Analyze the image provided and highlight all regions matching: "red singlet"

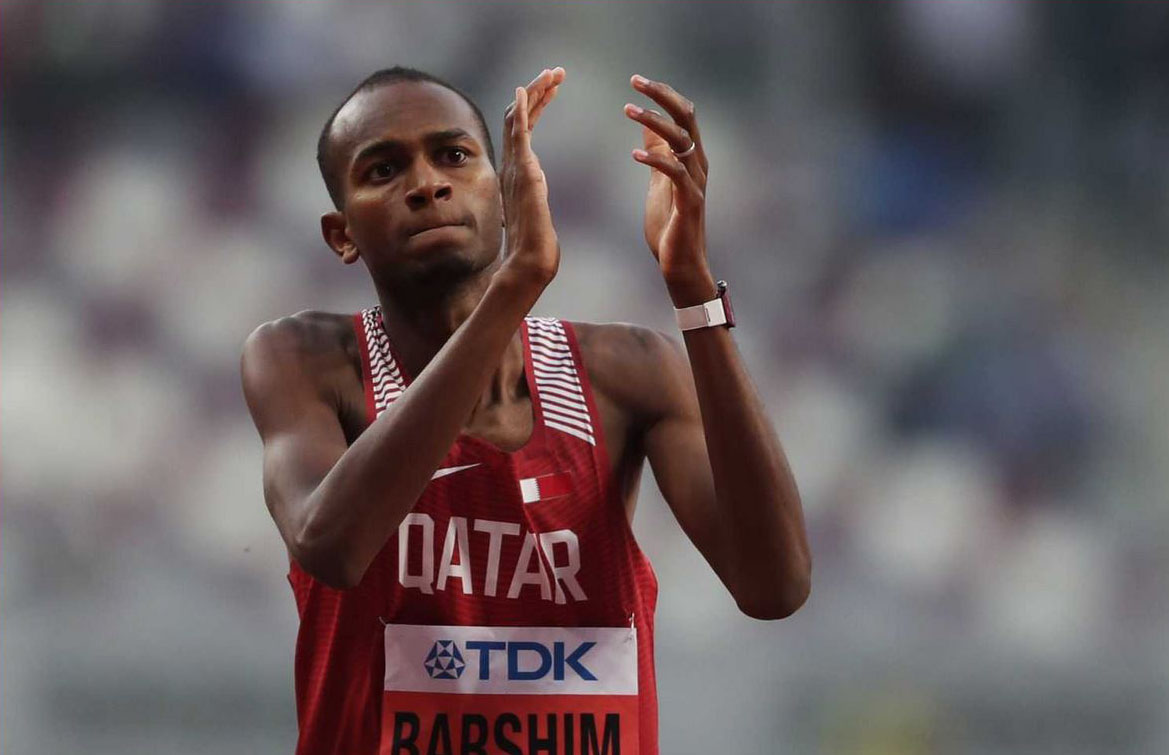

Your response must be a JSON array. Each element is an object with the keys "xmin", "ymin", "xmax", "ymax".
[{"xmin": 289, "ymin": 308, "xmax": 660, "ymax": 754}]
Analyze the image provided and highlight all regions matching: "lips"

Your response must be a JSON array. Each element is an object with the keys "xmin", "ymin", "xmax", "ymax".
[{"xmin": 408, "ymin": 220, "xmax": 464, "ymax": 237}]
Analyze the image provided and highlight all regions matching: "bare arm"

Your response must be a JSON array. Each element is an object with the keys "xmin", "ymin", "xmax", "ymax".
[
  {"xmin": 241, "ymin": 67, "xmax": 566, "ymax": 589},
  {"xmin": 623, "ymin": 74, "xmax": 810, "ymax": 619},
  {"xmin": 243, "ymin": 277, "xmax": 540, "ymax": 589},
  {"xmin": 642, "ymin": 327, "xmax": 810, "ymax": 620}
]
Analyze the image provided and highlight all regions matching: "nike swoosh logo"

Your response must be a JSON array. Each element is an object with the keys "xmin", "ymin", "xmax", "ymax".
[{"xmin": 430, "ymin": 463, "xmax": 482, "ymax": 480}]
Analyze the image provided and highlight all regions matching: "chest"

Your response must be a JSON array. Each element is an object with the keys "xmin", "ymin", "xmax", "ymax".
[
  {"xmin": 336, "ymin": 355, "xmax": 641, "ymax": 504},
  {"xmin": 343, "ymin": 312, "xmax": 651, "ymax": 527}
]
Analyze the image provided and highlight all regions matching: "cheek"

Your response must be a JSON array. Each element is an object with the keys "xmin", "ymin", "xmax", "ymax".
[
  {"xmin": 482, "ymin": 192, "xmax": 503, "ymax": 225},
  {"xmin": 347, "ymin": 192, "xmax": 399, "ymax": 233},
  {"xmin": 476, "ymin": 196, "xmax": 504, "ymax": 242},
  {"xmin": 472, "ymin": 175, "xmax": 503, "ymax": 223}
]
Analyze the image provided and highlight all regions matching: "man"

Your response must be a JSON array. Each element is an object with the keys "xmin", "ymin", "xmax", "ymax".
[{"xmin": 242, "ymin": 65, "xmax": 810, "ymax": 755}]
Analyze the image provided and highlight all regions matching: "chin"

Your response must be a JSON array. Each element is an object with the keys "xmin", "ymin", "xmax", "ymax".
[
  {"xmin": 379, "ymin": 225, "xmax": 500, "ymax": 294},
  {"xmin": 407, "ymin": 246, "xmax": 485, "ymax": 289}
]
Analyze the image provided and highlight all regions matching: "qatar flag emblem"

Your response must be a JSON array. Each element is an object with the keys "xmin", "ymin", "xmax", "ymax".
[{"xmin": 518, "ymin": 472, "xmax": 573, "ymax": 504}]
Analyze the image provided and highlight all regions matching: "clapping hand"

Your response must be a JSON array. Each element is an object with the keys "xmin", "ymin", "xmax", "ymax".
[
  {"xmin": 498, "ymin": 67, "xmax": 566, "ymax": 291},
  {"xmin": 624, "ymin": 75, "xmax": 716, "ymax": 306}
]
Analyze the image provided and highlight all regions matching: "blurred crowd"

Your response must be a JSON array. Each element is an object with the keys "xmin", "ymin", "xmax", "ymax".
[{"xmin": 2, "ymin": 1, "xmax": 1167, "ymax": 753}]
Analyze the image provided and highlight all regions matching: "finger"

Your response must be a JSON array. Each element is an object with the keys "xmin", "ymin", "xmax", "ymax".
[
  {"xmin": 631, "ymin": 74, "xmax": 708, "ymax": 173},
  {"xmin": 514, "ymin": 66, "xmax": 564, "ymax": 133},
  {"xmin": 507, "ymin": 69, "xmax": 548, "ymax": 135},
  {"xmin": 631, "ymin": 74, "xmax": 698, "ymax": 137},
  {"xmin": 525, "ymin": 68, "xmax": 550, "ymax": 89},
  {"xmin": 529, "ymin": 83, "xmax": 560, "ymax": 128},
  {"xmin": 526, "ymin": 65, "xmax": 563, "ymax": 91},
  {"xmin": 524, "ymin": 67, "xmax": 563, "ymax": 113},
  {"xmin": 632, "ymin": 148, "xmax": 702, "ymax": 207},
  {"xmin": 513, "ymin": 86, "xmax": 529, "ymax": 139},
  {"xmin": 641, "ymin": 123, "xmax": 705, "ymax": 187},
  {"xmin": 632, "ymin": 115, "xmax": 705, "ymax": 188},
  {"xmin": 624, "ymin": 103, "xmax": 692, "ymax": 154},
  {"xmin": 504, "ymin": 68, "xmax": 563, "ymax": 168},
  {"xmin": 534, "ymin": 69, "xmax": 564, "ymax": 111},
  {"xmin": 502, "ymin": 97, "xmax": 520, "ymax": 165},
  {"xmin": 523, "ymin": 68, "xmax": 552, "ymax": 107}
]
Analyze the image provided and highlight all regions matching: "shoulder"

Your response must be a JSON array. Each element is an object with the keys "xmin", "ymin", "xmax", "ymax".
[
  {"xmin": 567, "ymin": 320, "xmax": 689, "ymax": 424},
  {"xmin": 570, "ymin": 320, "xmax": 683, "ymax": 369},
  {"xmin": 241, "ymin": 310, "xmax": 359, "ymax": 402},
  {"xmin": 243, "ymin": 310, "xmax": 356, "ymax": 358}
]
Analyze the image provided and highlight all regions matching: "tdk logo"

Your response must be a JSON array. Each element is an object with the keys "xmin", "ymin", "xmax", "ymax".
[
  {"xmin": 424, "ymin": 640, "xmax": 466, "ymax": 679},
  {"xmin": 427, "ymin": 639, "xmax": 597, "ymax": 682}
]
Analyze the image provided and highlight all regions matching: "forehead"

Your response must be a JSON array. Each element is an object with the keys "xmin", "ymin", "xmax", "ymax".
[{"xmin": 331, "ymin": 81, "xmax": 485, "ymax": 162}]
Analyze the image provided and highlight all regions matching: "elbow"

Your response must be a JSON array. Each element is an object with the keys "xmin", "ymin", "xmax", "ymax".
[
  {"xmin": 289, "ymin": 523, "xmax": 366, "ymax": 590},
  {"xmin": 307, "ymin": 562, "xmax": 365, "ymax": 591},
  {"xmin": 735, "ymin": 565, "xmax": 812, "ymax": 621}
]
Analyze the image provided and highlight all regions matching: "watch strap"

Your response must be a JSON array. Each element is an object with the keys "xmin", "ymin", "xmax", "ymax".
[{"xmin": 674, "ymin": 280, "xmax": 735, "ymax": 331}]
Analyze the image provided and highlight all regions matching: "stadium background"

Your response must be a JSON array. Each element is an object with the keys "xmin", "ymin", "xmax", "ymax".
[{"xmin": 2, "ymin": 1, "xmax": 1167, "ymax": 753}]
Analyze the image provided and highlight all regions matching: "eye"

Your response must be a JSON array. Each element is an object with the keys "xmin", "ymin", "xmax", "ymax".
[
  {"xmin": 367, "ymin": 161, "xmax": 395, "ymax": 181},
  {"xmin": 441, "ymin": 147, "xmax": 469, "ymax": 164}
]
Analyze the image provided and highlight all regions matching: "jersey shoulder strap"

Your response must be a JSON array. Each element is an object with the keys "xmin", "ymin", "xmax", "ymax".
[
  {"xmin": 355, "ymin": 307, "xmax": 601, "ymax": 451},
  {"xmin": 356, "ymin": 306, "xmax": 406, "ymax": 420},
  {"xmin": 523, "ymin": 316, "xmax": 598, "ymax": 447}
]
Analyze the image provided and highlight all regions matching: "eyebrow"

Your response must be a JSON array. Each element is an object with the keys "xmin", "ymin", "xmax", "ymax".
[{"xmin": 351, "ymin": 128, "xmax": 475, "ymax": 167}]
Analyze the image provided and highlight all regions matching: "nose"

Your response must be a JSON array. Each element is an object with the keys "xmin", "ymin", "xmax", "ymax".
[{"xmin": 404, "ymin": 160, "xmax": 453, "ymax": 210}]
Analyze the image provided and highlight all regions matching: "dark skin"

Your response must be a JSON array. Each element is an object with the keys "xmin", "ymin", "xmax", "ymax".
[{"xmin": 242, "ymin": 69, "xmax": 811, "ymax": 619}]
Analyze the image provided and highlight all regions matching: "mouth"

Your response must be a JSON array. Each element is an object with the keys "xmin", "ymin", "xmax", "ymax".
[{"xmin": 408, "ymin": 221, "xmax": 464, "ymax": 237}]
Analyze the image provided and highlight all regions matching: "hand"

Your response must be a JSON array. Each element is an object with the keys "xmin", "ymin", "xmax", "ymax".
[
  {"xmin": 624, "ymin": 74, "xmax": 716, "ymax": 306},
  {"xmin": 497, "ymin": 66, "xmax": 566, "ymax": 293}
]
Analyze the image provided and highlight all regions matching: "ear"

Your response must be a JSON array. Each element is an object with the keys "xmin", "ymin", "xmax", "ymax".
[{"xmin": 321, "ymin": 211, "xmax": 360, "ymax": 264}]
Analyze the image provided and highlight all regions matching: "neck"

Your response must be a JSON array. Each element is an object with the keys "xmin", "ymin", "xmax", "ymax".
[{"xmin": 374, "ymin": 256, "xmax": 526, "ymax": 415}]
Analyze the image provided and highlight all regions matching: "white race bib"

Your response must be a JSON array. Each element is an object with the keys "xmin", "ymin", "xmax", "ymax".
[{"xmin": 380, "ymin": 624, "xmax": 639, "ymax": 754}]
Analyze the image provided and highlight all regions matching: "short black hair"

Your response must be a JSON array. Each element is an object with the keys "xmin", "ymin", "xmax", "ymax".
[{"xmin": 316, "ymin": 67, "xmax": 495, "ymax": 210}]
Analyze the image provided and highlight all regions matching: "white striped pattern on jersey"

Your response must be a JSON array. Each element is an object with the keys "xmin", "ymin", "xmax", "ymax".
[
  {"xmin": 525, "ymin": 316, "xmax": 596, "ymax": 446},
  {"xmin": 362, "ymin": 308, "xmax": 406, "ymax": 419},
  {"xmin": 362, "ymin": 308, "xmax": 596, "ymax": 447}
]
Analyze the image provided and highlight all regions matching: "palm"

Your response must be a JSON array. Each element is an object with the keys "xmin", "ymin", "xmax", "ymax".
[
  {"xmin": 625, "ymin": 74, "xmax": 710, "ymax": 298},
  {"xmin": 641, "ymin": 126, "xmax": 682, "ymax": 267}
]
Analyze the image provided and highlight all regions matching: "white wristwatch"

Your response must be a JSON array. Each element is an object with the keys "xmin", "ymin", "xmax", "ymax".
[{"xmin": 674, "ymin": 280, "xmax": 736, "ymax": 331}]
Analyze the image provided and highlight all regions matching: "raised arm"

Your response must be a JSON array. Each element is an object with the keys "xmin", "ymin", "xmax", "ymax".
[
  {"xmin": 241, "ymin": 67, "xmax": 566, "ymax": 589},
  {"xmin": 623, "ymin": 74, "xmax": 811, "ymax": 619}
]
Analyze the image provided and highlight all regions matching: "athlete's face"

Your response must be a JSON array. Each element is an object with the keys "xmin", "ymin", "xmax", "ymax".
[{"xmin": 321, "ymin": 81, "xmax": 502, "ymax": 286}]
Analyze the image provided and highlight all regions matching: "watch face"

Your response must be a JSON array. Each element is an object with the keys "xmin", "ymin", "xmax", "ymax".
[{"xmin": 717, "ymin": 280, "xmax": 736, "ymax": 328}]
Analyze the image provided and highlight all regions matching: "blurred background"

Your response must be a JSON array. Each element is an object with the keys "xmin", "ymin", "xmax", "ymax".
[{"xmin": 2, "ymin": 1, "xmax": 1167, "ymax": 753}]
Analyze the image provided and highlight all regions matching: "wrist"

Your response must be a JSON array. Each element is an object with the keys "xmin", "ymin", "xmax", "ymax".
[
  {"xmin": 490, "ymin": 264, "xmax": 551, "ymax": 308},
  {"xmin": 674, "ymin": 279, "xmax": 736, "ymax": 331},
  {"xmin": 499, "ymin": 237, "xmax": 560, "ymax": 291},
  {"xmin": 665, "ymin": 269, "xmax": 717, "ymax": 308}
]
